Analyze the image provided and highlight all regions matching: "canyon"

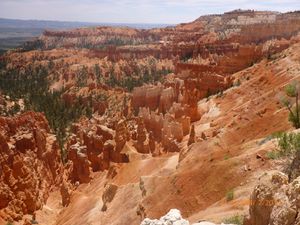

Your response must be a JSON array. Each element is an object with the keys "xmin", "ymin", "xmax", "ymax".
[{"xmin": 1, "ymin": 9, "xmax": 300, "ymax": 225}]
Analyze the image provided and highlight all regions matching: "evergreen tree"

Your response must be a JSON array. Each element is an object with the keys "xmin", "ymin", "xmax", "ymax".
[{"xmin": 281, "ymin": 82, "xmax": 300, "ymax": 129}]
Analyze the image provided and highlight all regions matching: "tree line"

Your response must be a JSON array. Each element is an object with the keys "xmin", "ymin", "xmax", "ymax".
[{"xmin": 0, "ymin": 62, "xmax": 92, "ymax": 160}]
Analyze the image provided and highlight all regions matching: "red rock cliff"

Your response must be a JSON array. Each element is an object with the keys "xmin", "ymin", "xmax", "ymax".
[{"xmin": 0, "ymin": 112, "xmax": 63, "ymax": 221}]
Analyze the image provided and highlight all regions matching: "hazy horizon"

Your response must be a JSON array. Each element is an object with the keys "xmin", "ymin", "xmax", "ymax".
[
  {"xmin": 0, "ymin": 17, "xmax": 173, "ymax": 26},
  {"xmin": 0, "ymin": 0, "xmax": 299, "ymax": 24}
]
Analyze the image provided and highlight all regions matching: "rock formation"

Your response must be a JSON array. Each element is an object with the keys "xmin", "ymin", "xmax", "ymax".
[
  {"xmin": 28, "ymin": 11, "xmax": 300, "ymax": 65},
  {"xmin": 60, "ymin": 178, "xmax": 73, "ymax": 207},
  {"xmin": 132, "ymin": 85, "xmax": 164, "ymax": 111},
  {"xmin": 244, "ymin": 171, "xmax": 300, "ymax": 225},
  {"xmin": 67, "ymin": 142, "xmax": 92, "ymax": 183},
  {"xmin": 134, "ymin": 118, "xmax": 150, "ymax": 154},
  {"xmin": 65, "ymin": 118, "xmax": 130, "ymax": 184},
  {"xmin": 0, "ymin": 112, "xmax": 63, "ymax": 221},
  {"xmin": 101, "ymin": 183, "xmax": 118, "ymax": 212},
  {"xmin": 141, "ymin": 209, "xmax": 189, "ymax": 225},
  {"xmin": 114, "ymin": 119, "xmax": 129, "ymax": 152},
  {"xmin": 188, "ymin": 125, "xmax": 196, "ymax": 146},
  {"xmin": 141, "ymin": 209, "xmax": 233, "ymax": 225}
]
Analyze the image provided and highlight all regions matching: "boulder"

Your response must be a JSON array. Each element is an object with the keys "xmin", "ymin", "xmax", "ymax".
[
  {"xmin": 141, "ymin": 209, "xmax": 189, "ymax": 225},
  {"xmin": 245, "ymin": 171, "xmax": 300, "ymax": 225},
  {"xmin": 141, "ymin": 209, "xmax": 234, "ymax": 225}
]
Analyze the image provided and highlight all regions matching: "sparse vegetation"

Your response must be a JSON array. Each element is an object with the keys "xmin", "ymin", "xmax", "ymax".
[
  {"xmin": 0, "ymin": 100, "xmax": 22, "ymax": 116},
  {"xmin": 0, "ymin": 49, "xmax": 7, "ymax": 56},
  {"xmin": 103, "ymin": 37, "xmax": 134, "ymax": 46},
  {"xmin": 105, "ymin": 65, "xmax": 172, "ymax": 92},
  {"xmin": 281, "ymin": 82, "xmax": 300, "ymax": 129},
  {"xmin": 22, "ymin": 39, "xmax": 44, "ymax": 51},
  {"xmin": 276, "ymin": 132, "xmax": 300, "ymax": 156},
  {"xmin": 224, "ymin": 154, "xmax": 230, "ymax": 160},
  {"xmin": 234, "ymin": 79, "xmax": 241, "ymax": 87},
  {"xmin": 216, "ymin": 90, "xmax": 224, "ymax": 98},
  {"xmin": 94, "ymin": 63, "xmax": 103, "ymax": 84},
  {"xmin": 206, "ymin": 88, "xmax": 226, "ymax": 100},
  {"xmin": 269, "ymin": 131, "xmax": 300, "ymax": 180},
  {"xmin": 226, "ymin": 189, "xmax": 234, "ymax": 202},
  {"xmin": 261, "ymin": 131, "xmax": 300, "ymax": 160},
  {"xmin": 0, "ymin": 62, "xmax": 93, "ymax": 161},
  {"xmin": 76, "ymin": 65, "xmax": 88, "ymax": 87},
  {"xmin": 258, "ymin": 131, "xmax": 286, "ymax": 146},
  {"xmin": 266, "ymin": 150, "xmax": 281, "ymax": 160},
  {"xmin": 222, "ymin": 215, "xmax": 244, "ymax": 225},
  {"xmin": 30, "ymin": 219, "xmax": 38, "ymax": 224}
]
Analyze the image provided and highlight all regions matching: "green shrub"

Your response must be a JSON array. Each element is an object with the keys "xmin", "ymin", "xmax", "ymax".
[
  {"xmin": 234, "ymin": 79, "xmax": 241, "ymax": 87},
  {"xmin": 271, "ymin": 131, "xmax": 285, "ymax": 138},
  {"xmin": 258, "ymin": 131, "xmax": 286, "ymax": 146},
  {"xmin": 222, "ymin": 215, "xmax": 244, "ymax": 225},
  {"xmin": 285, "ymin": 83, "xmax": 297, "ymax": 97},
  {"xmin": 226, "ymin": 189, "xmax": 234, "ymax": 202},
  {"xmin": 224, "ymin": 154, "xmax": 230, "ymax": 160},
  {"xmin": 276, "ymin": 132, "xmax": 300, "ymax": 156},
  {"xmin": 281, "ymin": 82, "xmax": 300, "ymax": 129},
  {"xmin": 266, "ymin": 150, "xmax": 281, "ymax": 160}
]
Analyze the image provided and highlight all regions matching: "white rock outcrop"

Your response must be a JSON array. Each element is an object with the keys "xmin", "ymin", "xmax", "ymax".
[
  {"xmin": 141, "ymin": 209, "xmax": 189, "ymax": 225},
  {"xmin": 140, "ymin": 209, "xmax": 235, "ymax": 225}
]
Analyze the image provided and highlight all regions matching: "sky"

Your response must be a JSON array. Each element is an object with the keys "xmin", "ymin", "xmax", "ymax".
[{"xmin": 0, "ymin": 0, "xmax": 299, "ymax": 24}]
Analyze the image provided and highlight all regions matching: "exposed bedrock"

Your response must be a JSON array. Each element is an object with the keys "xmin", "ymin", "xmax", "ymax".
[
  {"xmin": 65, "ymin": 118, "xmax": 130, "ymax": 184},
  {"xmin": 244, "ymin": 171, "xmax": 300, "ymax": 225},
  {"xmin": 0, "ymin": 112, "xmax": 63, "ymax": 221}
]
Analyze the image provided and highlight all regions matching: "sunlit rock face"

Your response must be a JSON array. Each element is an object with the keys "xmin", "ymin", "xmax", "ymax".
[
  {"xmin": 65, "ymin": 118, "xmax": 130, "ymax": 184},
  {"xmin": 0, "ymin": 112, "xmax": 63, "ymax": 221},
  {"xmin": 244, "ymin": 171, "xmax": 300, "ymax": 225}
]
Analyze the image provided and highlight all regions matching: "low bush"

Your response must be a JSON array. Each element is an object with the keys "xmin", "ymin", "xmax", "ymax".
[
  {"xmin": 222, "ymin": 215, "xmax": 244, "ymax": 225},
  {"xmin": 276, "ymin": 132, "xmax": 300, "ymax": 156},
  {"xmin": 226, "ymin": 189, "xmax": 234, "ymax": 202},
  {"xmin": 281, "ymin": 82, "xmax": 300, "ymax": 129},
  {"xmin": 266, "ymin": 150, "xmax": 281, "ymax": 160}
]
